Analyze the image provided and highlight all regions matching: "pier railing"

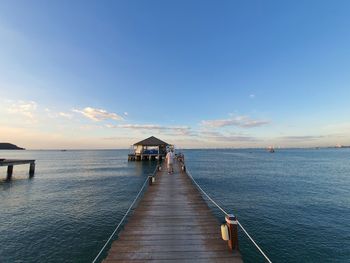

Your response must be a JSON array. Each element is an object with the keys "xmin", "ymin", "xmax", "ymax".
[
  {"xmin": 186, "ymin": 169, "xmax": 272, "ymax": 263},
  {"xmin": 92, "ymin": 164, "xmax": 160, "ymax": 263}
]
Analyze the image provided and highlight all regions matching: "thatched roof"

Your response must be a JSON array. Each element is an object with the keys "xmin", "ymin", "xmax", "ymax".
[{"xmin": 134, "ymin": 136, "xmax": 169, "ymax": 146}]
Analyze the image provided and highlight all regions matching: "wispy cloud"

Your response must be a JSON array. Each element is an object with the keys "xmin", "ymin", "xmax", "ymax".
[
  {"xmin": 107, "ymin": 123, "xmax": 192, "ymax": 136},
  {"xmin": 249, "ymin": 94, "xmax": 255, "ymax": 99},
  {"xmin": 58, "ymin": 112, "xmax": 73, "ymax": 119},
  {"xmin": 44, "ymin": 108, "xmax": 73, "ymax": 119},
  {"xmin": 200, "ymin": 130, "xmax": 258, "ymax": 142},
  {"xmin": 8, "ymin": 100, "xmax": 37, "ymax": 119},
  {"xmin": 279, "ymin": 135, "xmax": 325, "ymax": 141},
  {"xmin": 201, "ymin": 115, "xmax": 269, "ymax": 128},
  {"xmin": 73, "ymin": 107, "xmax": 123, "ymax": 121}
]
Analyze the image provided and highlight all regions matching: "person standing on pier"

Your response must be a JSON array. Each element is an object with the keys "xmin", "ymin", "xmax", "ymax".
[{"xmin": 166, "ymin": 149, "xmax": 174, "ymax": 174}]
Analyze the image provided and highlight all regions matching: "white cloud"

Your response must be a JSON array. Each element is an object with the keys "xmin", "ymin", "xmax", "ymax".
[
  {"xmin": 73, "ymin": 107, "xmax": 123, "ymax": 121},
  {"xmin": 201, "ymin": 115, "xmax": 269, "ymax": 128},
  {"xmin": 117, "ymin": 124, "xmax": 163, "ymax": 129},
  {"xmin": 249, "ymin": 94, "xmax": 255, "ymax": 99},
  {"xmin": 108, "ymin": 123, "xmax": 192, "ymax": 136},
  {"xmin": 43, "ymin": 108, "xmax": 72, "ymax": 119},
  {"xmin": 8, "ymin": 100, "xmax": 37, "ymax": 119},
  {"xmin": 124, "ymin": 112, "xmax": 128, "ymax": 116},
  {"xmin": 58, "ymin": 112, "xmax": 73, "ymax": 119},
  {"xmin": 105, "ymin": 124, "xmax": 114, "ymax": 128},
  {"xmin": 279, "ymin": 135, "xmax": 331, "ymax": 141},
  {"xmin": 200, "ymin": 130, "xmax": 258, "ymax": 142},
  {"xmin": 242, "ymin": 119, "xmax": 270, "ymax": 128}
]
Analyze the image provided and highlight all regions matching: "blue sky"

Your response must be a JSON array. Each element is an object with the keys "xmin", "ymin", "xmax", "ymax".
[{"xmin": 0, "ymin": 0, "xmax": 350, "ymax": 148}]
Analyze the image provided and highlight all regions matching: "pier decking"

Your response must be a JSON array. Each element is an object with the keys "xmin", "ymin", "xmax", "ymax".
[{"xmin": 103, "ymin": 161, "xmax": 242, "ymax": 262}]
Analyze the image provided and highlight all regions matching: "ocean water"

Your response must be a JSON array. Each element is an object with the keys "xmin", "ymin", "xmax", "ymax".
[{"xmin": 0, "ymin": 149, "xmax": 349, "ymax": 262}]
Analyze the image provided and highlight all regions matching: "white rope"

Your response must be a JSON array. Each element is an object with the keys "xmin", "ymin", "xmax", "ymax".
[
  {"xmin": 187, "ymin": 170, "xmax": 229, "ymax": 216},
  {"xmin": 92, "ymin": 176, "xmax": 150, "ymax": 263},
  {"xmin": 186, "ymin": 169, "xmax": 272, "ymax": 263},
  {"xmin": 237, "ymin": 221, "xmax": 272, "ymax": 263}
]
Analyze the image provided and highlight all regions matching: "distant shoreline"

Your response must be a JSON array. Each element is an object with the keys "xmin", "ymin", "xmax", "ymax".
[
  {"xmin": 3, "ymin": 146, "xmax": 349, "ymax": 151},
  {"xmin": 0, "ymin": 143, "xmax": 25, "ymax": 150}
]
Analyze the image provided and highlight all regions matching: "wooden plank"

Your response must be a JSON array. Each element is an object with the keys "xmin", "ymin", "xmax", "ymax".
[
  {"xmin": 117, "ymin": 234, "xmax": 224, "ymax": 241},
  {"xmin": 107, "ymin": 251, "xmax": 241, "ymax": 260},
  {"xmin": 111, "ymin": 239, "xmax": 225, "ymax": 247},
  {"xmin": 103, "ymin": 161, "xmax": 243, "ymax": 263},
  {"xmin": 109, "ymin": 243, "xmax": 228, "ymax": 252},
  {"xmin": 104, "ymin": 259, "xmax": 239, "ymax": 263},
  {"xmin": 0, "ymin": 159, "xmax": 35, "ymax": 166}
]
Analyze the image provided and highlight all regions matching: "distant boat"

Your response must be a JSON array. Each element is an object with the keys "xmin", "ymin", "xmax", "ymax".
[
  {"xmin": 334, "ymin": 144, "xmax": 350, "ymax": 149},
  {"xmin": 61, "ymin": 149, "xmax": 67, "ymax": 152},
  {"xmin": 267, "ymin": 146, "xmax": 275, "ymax": 153}
]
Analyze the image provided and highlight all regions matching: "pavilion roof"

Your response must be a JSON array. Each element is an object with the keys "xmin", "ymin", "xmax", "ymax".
[{"xmin": 133, "ymin": 136, "xmax": 169, "ymax": 146}]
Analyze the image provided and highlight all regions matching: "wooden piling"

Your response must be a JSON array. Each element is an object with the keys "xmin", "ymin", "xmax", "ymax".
[
  {"xmin": 225, "ymin": 214, "xmax": 239, "ymax": 251},
  {"xmin": 29, "ymin": 163, "xmax": 35, "ymax": 177},
  {"xmin": 7, "ymin": 165, "xmax": 13, "ymax": 179},
  {"xmin": 128, "ymin": 154, "xmax": 136, "ymax": 161}
]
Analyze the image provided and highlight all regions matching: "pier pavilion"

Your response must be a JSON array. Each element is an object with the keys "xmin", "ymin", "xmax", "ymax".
[{"xmin": 128, "ymin": 136, "xmax": 171, "ymax": 161}]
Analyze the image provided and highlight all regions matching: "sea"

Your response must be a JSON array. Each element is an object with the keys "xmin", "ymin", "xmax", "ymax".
[{"xmin": 0, "ymin": 149, "xmax": 349, "ymax": 263}]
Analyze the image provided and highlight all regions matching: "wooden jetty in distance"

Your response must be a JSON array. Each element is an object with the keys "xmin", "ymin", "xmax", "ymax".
[
  {"xmin": 128, "ymin": 136, "xmax": 172, "ymax": 162},
  {"xmin": 0, "ymin": 159, "xmax": 36, "ymax": 180},
  {"xmin": 102, "ymin": 159, "xmax": 243, "ymax": 262}
]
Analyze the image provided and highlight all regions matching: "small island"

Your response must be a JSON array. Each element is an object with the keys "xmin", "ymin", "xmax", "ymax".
[{"xmin": 0, "ymin": 143, "xmax": 25, "ymax": 150}]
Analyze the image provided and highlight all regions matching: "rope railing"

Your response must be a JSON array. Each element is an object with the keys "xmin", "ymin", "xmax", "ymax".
[
  {"xmin": 186, "ymin": 170, "xmax": 272, "ymax": 263},
  {"xmin": 92, "ymin": 165, "xmax": 159, "ymax": 263}
]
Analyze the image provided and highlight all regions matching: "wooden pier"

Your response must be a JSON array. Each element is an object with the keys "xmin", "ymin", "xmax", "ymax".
[
  {"xmin": 0, "ymin": 159, "xmax": 35, "ymax": 179},
  {"xmin": 102, "ymin": 160, "xmax": 243, "ymax": 262}
]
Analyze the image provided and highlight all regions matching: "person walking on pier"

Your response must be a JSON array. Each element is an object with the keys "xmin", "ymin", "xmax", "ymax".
[{"xmin": 166, "ymin": 149, "xmax": 174, "ymax": 174}]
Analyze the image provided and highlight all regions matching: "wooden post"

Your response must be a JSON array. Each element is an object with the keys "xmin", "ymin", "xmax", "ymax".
[
  {"xmin": 7, "ymin": 165, "xmax": 13, "ymax": 179},
  {"xmin": 29, "ymin": 163, "xmax": 35, "ymax": 177},
  {"xmin": 225, "ymin": 214, "xmax": 239, "ymax": 251},
  {"xmin": 148, "ymin": 176, "xmax": 155, "ymax": 186},
  {"xmin": 158, "ymin": 146, "xmax": 160, "ymax": 162}
]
